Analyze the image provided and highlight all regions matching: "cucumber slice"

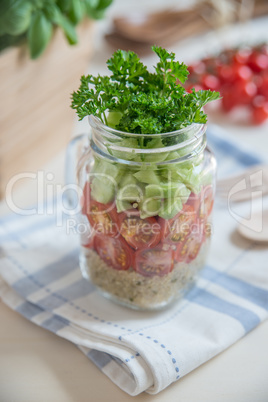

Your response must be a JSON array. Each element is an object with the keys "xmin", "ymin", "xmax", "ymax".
[
  {"xmin": 145, "ymin": 182, "xmax": 190, "ymax": 200},
  {"xmin": 107, "ymin": 137, "xmax": 140, "ymax": 161},
  {"xmin": 161, "ymin": 166, "xmax": 201, "ymax": 194},
  {"xmin": 119, "ymin": 172, "xmax": 138, "ymax": 187},
  {"xmin": 107, "ymin": 111, "xmax": 123, "ymax": 128},
  {"xmin": 133, "ymin": 170, "xmax": 160, "ymax": 185},
  {"xmin": 115, "ymin": 199, "xmax": 133, "ymax": 213},
  {"xmin": 159, "ymin": 198, "xmax": 183, "ymax": 220},
  {"xmin": 117, "ymin": 183, "xmax": 143, "ymax": 203},
  {"xmin": 91, "ymin": 176, "xmax": 116, "ymax": 204},
  {"xmin": 139, "ymin": 198, "xmax": 161, "ymax": 219},
  {"xmin": 92, "ymin": 158, "xmax": 120, "ymax": 177},
  {"xmin": 143, "ymin": 152, "xmax": 169, "ymax": 163}
]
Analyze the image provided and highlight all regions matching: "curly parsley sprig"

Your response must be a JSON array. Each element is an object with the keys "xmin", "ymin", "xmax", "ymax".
[{"xmin": 71, "ymin": 46, "xmax": 220, "ymax": 134}]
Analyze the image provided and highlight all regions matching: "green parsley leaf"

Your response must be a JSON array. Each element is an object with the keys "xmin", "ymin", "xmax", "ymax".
[{"xmin": 71, "ymin": 46, "xmax": 221, "ymax": 132}]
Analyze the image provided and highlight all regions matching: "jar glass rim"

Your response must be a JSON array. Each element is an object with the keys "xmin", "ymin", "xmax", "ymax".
[{"xmin": 88, "ymin": 115, "xmax": 205, "ymax": 139}]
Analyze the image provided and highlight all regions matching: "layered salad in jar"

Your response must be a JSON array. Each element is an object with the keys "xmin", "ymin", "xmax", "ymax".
[{"xmin": 71, "ymin": 46, "xmax": 220, "ymax": 309}]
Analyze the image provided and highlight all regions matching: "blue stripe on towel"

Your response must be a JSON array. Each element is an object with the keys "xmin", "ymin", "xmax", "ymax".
[
  {"xmin": 0, "ymin": 216, "xmax": 56, "ymax": 244},
  {"xmin": 87, "ymin": 350, "xmax": 113, "ymax": 369},
  {"xmin": 185, "ymin": 286, "xmax": 260, "ymax": 332},
  {"xmin": 0, "ymin": 199, "xmax": 57, "ymax": 225},
  {"xmin": 42, "ymin": 316, "xmax": 70, "ymax": 332},
  {"xmin": 202, "ymin": 266, "xmax": 268, "ymax": 311},
  {"xmin": 16, "ymin": 299, "xmax": 69, "ymax": 333},
  {"xmin": 37, "ymin": 278, "xmax": 95, "ymax": 310},
  {"xmin": 207, "ymin": 127, "xmax": 262, "ymax": 166},
  {"xmin": 12, "ymin": 249, "xmax": 79, "ymax": 297},
  {"xmin": 16, "ymin": 301, "xmax": 44, "ymax": 319}
]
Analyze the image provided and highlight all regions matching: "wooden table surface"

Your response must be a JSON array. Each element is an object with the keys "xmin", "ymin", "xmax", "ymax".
[{"xmin": 1, "ymin": 2, "xmax": 268, "ymax": 400}]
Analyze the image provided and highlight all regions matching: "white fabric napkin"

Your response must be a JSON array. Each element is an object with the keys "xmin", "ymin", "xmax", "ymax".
[{"xmin": 0, "ymin": 126, "xmax": 267, "ymax": 395}]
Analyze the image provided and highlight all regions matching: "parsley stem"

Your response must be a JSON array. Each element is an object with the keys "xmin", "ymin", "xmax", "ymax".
[{"xmin": 103, "ymin": 112, "xmax": 108, "ymax": 126}]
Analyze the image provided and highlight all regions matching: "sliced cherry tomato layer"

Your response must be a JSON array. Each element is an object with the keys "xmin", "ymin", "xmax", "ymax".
[
  {"xmin": 81, "ymin": 181, "xmax": 91, "ymax": 216},
  {"xmin": 118, "ymin": 210, "xmax": 161, "ymax": 250},
  {"xmin": 82, "ymin": 182, "xmax": 118, "ymax": 237},
  {"xmin": 175, "ymin": 232, "xmax": 202, "ymax": 263},
  {"xmin": 202, "ymin": 220, "xmax": 213, "ymax": 242},
  {"xmin": 186, "ymin": 191, "xmax": 202, "ymax": 211},
  {"xmin": 94, "ymin": 235, "xmax": 133, "ymax": 270},
  {"xmin": 160, "ymin": 204, "xmax": 196, "ymax": 245},
  {"xmin": 199, "ymin": 185, "xmax": 214, "ymax": 219},
  {"xmin": 134, "ymin": 246, "xmax": 174, "ymax": 277}
]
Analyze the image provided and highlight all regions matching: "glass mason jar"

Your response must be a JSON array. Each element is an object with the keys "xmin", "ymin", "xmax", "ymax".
[{"xmin": 73, "ymin": 115, "xmax": 216, "ymax": 310}]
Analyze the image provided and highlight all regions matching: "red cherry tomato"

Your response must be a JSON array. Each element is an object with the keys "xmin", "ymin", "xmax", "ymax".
[
  {"xmin": 160, "ymin": 204, "xmax": 196, "ymax": 245},
  {"xmin": 82, "ymin": 183, "xmax": 118, "ymax": 237},
  {"xmin": 186, "ymin": 45, "xmax": 268, "ymax": 125},
  {"xmin": 202, "ymin": 221, "xmax": 213, "ymax": 242},
  {"xmin": 201, "ymin": 74, "xmax": 220, "ymax": 91},
  {"xmin": 175, "ymin": 232, "xmax": 202, "ymax": 263},
  {"xmin": 251, "ymin": 100, "xmax": 268, "ymax": 125},
  {"xmin": 234, "ymin": 65, "xmax": 253, "ymax": 82},
  {"xmin": 248, "ymin": 52, "xmax": 268, "ymax": 72},
  {"xmin": 217, "ymin": 64, "xmax": 234, "ymax": 83},
  {"xmin": 236, "ymin": 80, "xmax": 257, "ymax": 105},
  {"xmin": 186, "ymin": 192, "xmax": 201, "ymax": 211},
  {"xmin": 134, "ymin": 246, "xmax": 174, "ymax": 277},
  {"xmin": 118, "ymin": 210, "xmax": 161, "ymax": 250},
  {"xmin": 221, "ymin": 84, "xmax": 239, "ymax": 112},
  {"xmin": 257, "ymin": 72, "xmax": 268, "ymax": 98},
  {"xmin": 81, "ymin": 181, "xmax": 91, "ymax": 216},
  {"xmin": 233, "ymin": 48, "xmax": 252, "ymax": 65},
  {"xmin": 199, "ymin": 185, "xmax": 214, "ymax": 220},
  {"xmin": 94, "ymin": 235, "xmax": 133, "ymax": 270}
]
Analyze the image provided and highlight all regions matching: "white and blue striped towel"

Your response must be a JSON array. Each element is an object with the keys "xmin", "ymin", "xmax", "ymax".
[{"xmin": 0, "ymin": 125, "xmax": 268, "ymax": 395}]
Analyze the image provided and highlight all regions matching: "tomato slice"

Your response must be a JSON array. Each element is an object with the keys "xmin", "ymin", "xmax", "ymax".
[
  {"xmin": 87, "ymin": 200, "xmax": 119, "ymax": 237},
  {"xmin": 175, "ymin": 232, "xmax": 202, "ymax": 263},
  {"xmin": 94, "ymin": 235, "xmax": 133, "ymax": 270},
  {"xmin": 186, "ymin": 191, "xmax": 202, "ymax": 211},
  {"xmin": 160, "ymin": 204, "xmax": 196, "ymax": 245},
  {"xmin": 81, "ymin": 181, "xmax": 91, "ymax": 216},
  {"xmin": 134, "ymin": 246, "xmax": 174, "ymax": 277},
  {"xmin": 202, "ymin": 220, "xmax": 213, "ymax": 242},
  {"xmin": 199, "ymin": 185, "xmax": 214, "ymax": 220},
  {"xmin": 118, "ymin": 210, "xmax": 161, "ymax": 250},
  {"xmin": 81, "ymin": 182, "xmax": 118, "ymax": 237}
]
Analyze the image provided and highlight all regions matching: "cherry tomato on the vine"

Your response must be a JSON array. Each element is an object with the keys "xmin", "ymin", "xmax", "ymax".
[{"xmin": 186, "ymin": 44, "xmax": 268, "ymax": 125}]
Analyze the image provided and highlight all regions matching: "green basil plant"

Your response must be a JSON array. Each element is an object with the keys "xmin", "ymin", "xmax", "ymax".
[{"xmin": 0, "ymin": 0, "xmax": 113, "ymax": 59}]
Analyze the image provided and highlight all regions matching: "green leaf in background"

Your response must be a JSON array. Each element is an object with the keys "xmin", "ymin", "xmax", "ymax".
[
  {"xmin": 85, "ymin": 0, "xmax": 112, "ymax": 19},
  {"xmin": 46, "ymin": 3, "xmax": 78, "ymax": 45},
  {"xmin": 0, "ymin": 0, "xmax": 113, "ymax": 59},
  {"xmin": 0, "ymin": 32, "xmax": 26, "ymax": 52},
  {"xmin": 28, "ymin": 12, "xmax": 52, "ymax": 59},
  {"xmin": 56, "ymin": 0, "xmax": 73, "ymax": 13},
  {"xmin": 68, "ymin": 0, "xmax": 84, "ymax": 25},
  {"xmin": 0, "ymin": 0, "xmax": 33, "ymax": 36},
  {"xmin": 56, "ymin": 13, "xmax": 78, "ymax": 44},
  {"xmin": 95, "ymin": 0, "xmax": 113, "ymax": 10}
]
